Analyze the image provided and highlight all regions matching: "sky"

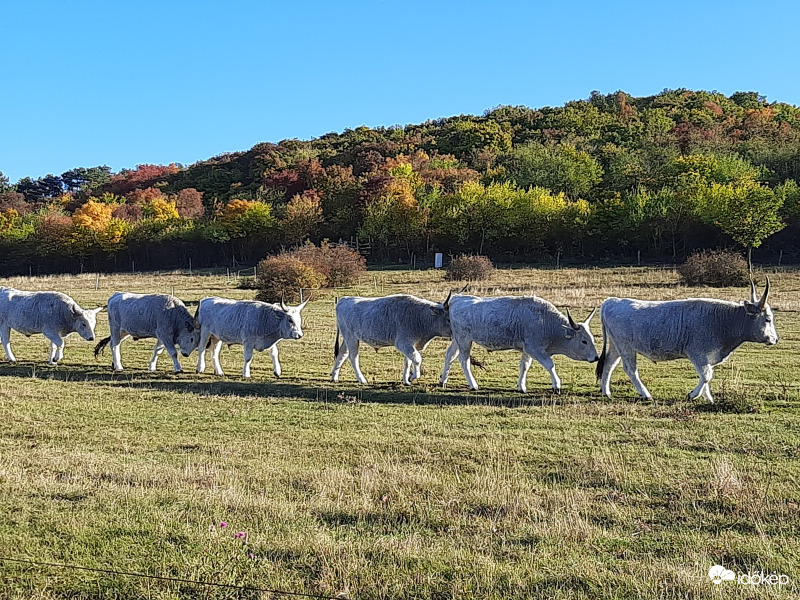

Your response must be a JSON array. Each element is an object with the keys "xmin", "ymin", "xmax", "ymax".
[{"xmin": 1, "ymin": 0, "xmax": 799, "ymax": 183}]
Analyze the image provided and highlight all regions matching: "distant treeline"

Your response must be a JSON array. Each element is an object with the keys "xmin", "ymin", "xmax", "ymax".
[{"xmin": 2, "ymin": 89, "xmax": 800, "ymax": 274}]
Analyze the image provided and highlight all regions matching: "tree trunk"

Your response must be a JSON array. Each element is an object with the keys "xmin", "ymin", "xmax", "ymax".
[{"xmin": 747, "ymin": 246, "xmax": 753, "ymax": 277}]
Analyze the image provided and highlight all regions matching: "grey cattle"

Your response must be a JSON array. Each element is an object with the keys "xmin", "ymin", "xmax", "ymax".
[
  {"xmin": 0, "ymin": 287, "xmax": 104, "ymax": 365},
  {"xmin": 94, "ymin": 292, "xmax": 200, "ymax": 372},
  {"xmin": 196, "ymin": 296, "xmax": 309, "ymax": 378},
  {"xmin": 331, "ymin": 292, "xmax": 454, "ymax": 385},
  {"xmin": 440, "ymin": 295, "xmax": 599, "ymax": 392},
  {"xmin": 596, "ymin": 279, "xmax": 778, "ymax": 402}
]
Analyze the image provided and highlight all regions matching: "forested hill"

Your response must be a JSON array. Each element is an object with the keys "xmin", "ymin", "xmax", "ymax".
[{"xmin": 2, "ymin": 89, "xmax": 800, "ymax": 274}]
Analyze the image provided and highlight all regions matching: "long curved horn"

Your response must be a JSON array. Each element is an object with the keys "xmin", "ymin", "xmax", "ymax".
[
  {"xmin": 280, "ymin": 294, "xmax": 288, "ymax": 312},
  {"xmin": 758, "ymin": 276, "xmax": 770, "ymax": 309},
  {"xmin": 566, "ymin": 307, "xmax": 579, "ymax": 330},
  {"xmin": 584, "ymin": 306, "xmax": 597, "ymax": 326},
  {"xmin": 443, "ymin": 289, "xmax": 453, "ymax": 310},
  {"xmin": 458, "ymin": 284, "xmax": 469, "ymax": 294},
  {"xmin": 749, "ymin": 280, "xmax": 758, "ymax": 304},
  {"xmin": 299, "ymin": 292, "xmax": 312, "ymax": 310}
]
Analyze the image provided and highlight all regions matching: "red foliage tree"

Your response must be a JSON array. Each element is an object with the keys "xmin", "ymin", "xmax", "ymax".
[
  {"xmin": 173, "ymin": 188, "xmax": 204, "ymax": 218},
  {"xmin": 109, "ymin": 164, "xmax": 181, "ymax": 196}
]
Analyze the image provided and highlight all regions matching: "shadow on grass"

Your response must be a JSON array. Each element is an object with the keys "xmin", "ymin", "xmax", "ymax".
[{"xmin": 0, "ymin": 361, "xmax": 590, "ymax": 408}]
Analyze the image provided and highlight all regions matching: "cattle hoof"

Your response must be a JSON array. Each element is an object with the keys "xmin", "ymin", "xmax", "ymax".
[{"xmin": 552, "ymin": 388, "xmax": 561, "ymax": 395}]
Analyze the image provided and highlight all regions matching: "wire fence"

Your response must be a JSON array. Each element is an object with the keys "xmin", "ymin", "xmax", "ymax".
[{"xmin": 0, "ymin": 556, "xmax": 348, "ymax": 599}]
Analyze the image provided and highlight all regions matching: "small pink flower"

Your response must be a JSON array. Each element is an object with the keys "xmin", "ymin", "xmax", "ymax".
[
  {"xmin": 219, "ymin": 521, "xmax": 227, "ymax": 528},
  {"xmin": 249, "ymin": 553, "xmax": 255, "ymax": 559},
  {"xmin": 235, "ymin": 531, "xmax": 247, "ymax": 539}
]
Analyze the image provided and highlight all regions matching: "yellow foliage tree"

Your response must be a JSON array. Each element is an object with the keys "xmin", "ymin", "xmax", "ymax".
[
  {"xmin": 144, "ymin": 197, "xmax": 180, "ymax": 221},
  {"xmin": 73, "ymin": 200, "xmax": 113, "ymax": 231}
]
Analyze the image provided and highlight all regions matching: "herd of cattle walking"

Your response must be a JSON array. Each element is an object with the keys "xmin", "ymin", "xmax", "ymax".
[{"xmin": 0, "ymin": 278, "xmax": 778, "ymax": 402}]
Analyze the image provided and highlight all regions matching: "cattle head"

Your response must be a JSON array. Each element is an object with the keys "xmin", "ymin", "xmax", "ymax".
[
  {"xmin": 278, "ymin": 295, "xmax": 310, "ymax": 340},
  {"xmin": 428, "ymin": 289, "xmax": 454, "ymax": 338},
  {"xmin": 72, "ymin": 305, "xmax": 104, "ymax": 342},
  {"xmin": 561, "ymin": 307, "xmax": 600, "ymax": 362},
  {"xmin": 744, "ymin": 277, "xmax": 778, "ymax": 346},
  {"xmin": 177, "ymin": 318, "xmax": 201, "ymax": 357}
]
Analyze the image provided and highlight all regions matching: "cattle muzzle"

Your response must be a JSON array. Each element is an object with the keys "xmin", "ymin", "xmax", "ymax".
[{"xmin": 182, "ymin": 351, "xmax": 190, "ymax": 357}]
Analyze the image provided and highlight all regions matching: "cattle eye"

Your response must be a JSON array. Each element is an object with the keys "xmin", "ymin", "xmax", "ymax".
[{"xmin": 582, "ymin": 340, "xmax": 587, "ymax": 345}]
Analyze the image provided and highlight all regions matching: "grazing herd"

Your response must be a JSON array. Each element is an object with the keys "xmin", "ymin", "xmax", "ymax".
[{"xmin": 0, "ymin": 279, "xmax": 779, "ymax": 402}]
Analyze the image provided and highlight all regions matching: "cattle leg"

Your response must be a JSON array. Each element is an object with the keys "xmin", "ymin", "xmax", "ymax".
[
  {"xmin": 43, "ymin": 331, "xmax": 64, "ymax": 365},
  {"xmin": 688, "ymin": 361, "xmax": 715, "ymax": 403},
  {"xmin": 528, "ymin": 350, "xmax": 560, "ymax": 393},
  {"xmin": 619, "ymin": 351, "xmax": 652, "ymax": 400},
  {"xmin": 0, "ymin": 326, "xmax": 16, "ymax": 363},
  {"xmin": 517, "ymin": 353, "xmax": 534, "ymax": 393},
  {"xmin": 242, "ymin": 342, "xmax": 255, "ymax": 378},
  {"xmin": 110, "ymin": 332, "xmax": 129, "ymax": 372},
  {"xmin": 345, "ymin": 338, "xmax": 368, "ymax": 384},
  {"xmin": 210, "ymin": 339, "xmax": 224, "ymax": 376},
  {"xmin": 196, "ymin": 330, "xmax": 212, "ymax": 373},
  {"xmin": 330, "ymin": 338, "xmax": 349, "ymax": 382},
  {"xmin": 165, "ymin": 343, "xmax": 184, "ymax": 373},
  {"xmin": 600, "ymin": 342, "xmax": 621, "ymax": 398},
  {"xmin": 397, "ymin": 341, "xmax": 422, "ymax": 385},
  {"xmin": 269, "ymin": 345, "xmax": 281, "ymax": 378},
  {"xmin": 456, "ymin": 341, "xmax": 478, "ymax": 390},
  {"xmin": 149, "ymin": 341, "xmax": 165, "ymax": 371},
  {"xmin": 439, "ymin": 342, "xmax": 460, "ymax": 387}
]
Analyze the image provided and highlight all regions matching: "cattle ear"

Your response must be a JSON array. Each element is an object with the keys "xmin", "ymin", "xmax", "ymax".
[
  {"xmin": 71, "ymin": 305, "xmax": 83, "ymax": 318},
  {"xmin": 562, "ymin": 324, "xmax": 575, "ymax": 339},
  {"xmin": 744, "ymin": 301, "xmax": 760, "ymax": 316}
]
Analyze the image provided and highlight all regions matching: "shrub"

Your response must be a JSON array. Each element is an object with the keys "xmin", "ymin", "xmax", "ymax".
[
  {"xmin": 678, "ymin": 249, "xmax": 749, "ymax": 286},
  {"xmin": 254, "ymin": 255, "xmax": 324, "ymax": 304},
  {"xmin": 292, "ymin": 241, "xmax": 366, "ymax": 287},
  {"xmin": 445, "ymin": 255, "xmax": 494, "ymax": 281}
]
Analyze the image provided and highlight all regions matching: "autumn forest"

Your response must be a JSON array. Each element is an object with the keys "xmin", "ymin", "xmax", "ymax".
[{"xmin": 1, "ymin": 89, "xmax": 799, "ymax": 274}]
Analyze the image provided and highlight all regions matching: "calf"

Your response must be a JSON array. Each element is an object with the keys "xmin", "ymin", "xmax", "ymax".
[
  {"xmin": 0, "ymin": 287, "xmax": 104, "ymax": 365},
  {"xmin": 94, "ymin": 292, "xmax": 200, "ymax": 372},
  {"xmin": 440, "ymin": 294, "xmax": 599, "ymax": 392},
  {"xmin": 196, "ymin": 296, "xmax": 309, "ymax": 378}
]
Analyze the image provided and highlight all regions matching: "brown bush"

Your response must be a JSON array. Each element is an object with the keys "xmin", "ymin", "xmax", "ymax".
[
  {"xmin": 445, "ymin": 255, "xmax": 494, "ymax": 281},
  {"xmin": 679, "ymin": 249, "xmax": 749, "ymax": 286},
  {"xmin": 292, "ymin": 241, "xmax": 366, "ymax": 287},
  {"xmin": 254, "ymin": 255, "xmax": 324, "ymax": 304}
]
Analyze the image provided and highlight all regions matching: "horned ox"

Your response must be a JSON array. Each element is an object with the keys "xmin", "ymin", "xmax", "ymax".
[
  {"xmin": 596, "ymin": 279, "xmax": 778, "ymax": 402},
  {"xmin": 331, "ymin": 292, "xmax": 454, "ymax": 385},
  {"xmin": 440, "ymin": 295, "xmax": 599, "ymax": 392},
  {"xmin": 0, "ymin": 287, "xmax": 104, "ymax": 365},
  {"xmin": 94, "ymin": 292, "xmax": 200, "ymax": 372},
  {"xmin": 196, "ymin": 296, "xmax": 309, "ymax": 378}
]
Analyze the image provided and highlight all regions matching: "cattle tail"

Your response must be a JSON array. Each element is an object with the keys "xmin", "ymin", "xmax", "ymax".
[
  {"xmin": 595, "ymin": 319, "xmax": 608, "ymax": 380},
  {"xmin": 334, "ymin": 327, "xmax": 340, "ymax": 358},
  {"xmin": 94, "ymin": 336, "xmax": 111, "ymax": 357}
]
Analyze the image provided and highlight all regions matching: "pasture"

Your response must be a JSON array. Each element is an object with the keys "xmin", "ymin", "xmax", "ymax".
[{"xmin": 1, "ymin": 266, "xmax": 799, "ymax": 599}]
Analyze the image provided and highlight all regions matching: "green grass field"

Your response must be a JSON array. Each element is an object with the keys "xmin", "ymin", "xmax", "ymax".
[{"xmin": 1, "ymin": 266, "xmax": 799, "ymax": 599}]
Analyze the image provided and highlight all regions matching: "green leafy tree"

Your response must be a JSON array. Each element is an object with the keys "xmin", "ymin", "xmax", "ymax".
[
  {"xmin": 699, "ymin": 182, "xmax": 785, "ymax": 274},
  {"xmin": 498, "ymin": 142, "xmax": 603, "ymax": 199}
]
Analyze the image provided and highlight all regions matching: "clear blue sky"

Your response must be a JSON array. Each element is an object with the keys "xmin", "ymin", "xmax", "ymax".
[{"xmin": 2, "ymin": 0, "xmax": 799, "ymax": 183}]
